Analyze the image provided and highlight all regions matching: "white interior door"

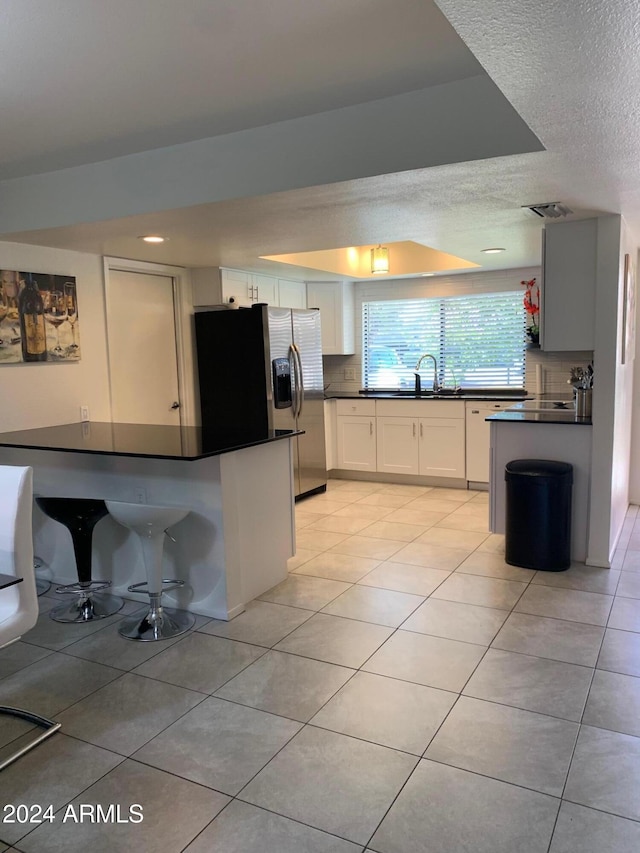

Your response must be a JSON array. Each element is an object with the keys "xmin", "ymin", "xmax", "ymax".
[{"xmin": 106, "ymin": 270, "xmax": 181, "ymax": 425}]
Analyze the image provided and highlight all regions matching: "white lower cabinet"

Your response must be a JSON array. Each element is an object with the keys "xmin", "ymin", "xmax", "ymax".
[
  {"xmin": 376, "ymin": 417, "xmax": 419, "ymax": 475},
  {"xmin": 376, "ymin": 416, "xmax": 465, "ymax": 477},
  {"xmin": 331, "ymin": 398, "xmax": 467, "ymax": 480},
  {"xmin": 335, "ymin": 399, "xmax": 377, "ymax": 471},
  {"xmin": 419, "ymin": 418, "xmax": 465, "ymax": 477},
  {"xmin": 336, "ymin": 416, "xmax": 377, "ymax": 471}
]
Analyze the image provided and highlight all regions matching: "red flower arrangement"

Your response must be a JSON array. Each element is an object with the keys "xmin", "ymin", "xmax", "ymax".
[{"xmin": 521, "ymin": 277, "xmax": 540, "ymax": 342}]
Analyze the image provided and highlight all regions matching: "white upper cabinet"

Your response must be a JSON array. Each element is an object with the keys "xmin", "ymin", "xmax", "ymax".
[
  {"xmin": 191, "ymin": 267, "xmax": 306, "ymax": 309},
  {"xmin": 306, "ymin": 281, "xmax": 355, "ymax": 355},
  {"xmin": 191, "ymin": 267, "xmax": 253, "ymax": 307},
  {"xmin": 221, "ymin": 268, "xmax": 254, "ymax": 306},
  {"xmin": 191, "ymin": 267, "xmax": 224, "ymax": 306},
  {"xmin": 278, "ymin": 279, "xmax": 307, "ymax": 309},
  {"xmin": 541, "ymin": 219, "xmax": 597, "ymax": 351},
  {"xmin": 252, "ymin": 274, "xmax": 279, "ymax": 305}
]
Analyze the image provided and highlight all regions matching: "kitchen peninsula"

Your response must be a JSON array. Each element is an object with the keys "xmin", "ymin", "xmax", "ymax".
[
  {"xmin": 0, "ymin": 421, "xmax": 300, "ymax": 620},
  {"xmin": 488, "ymin": 409, "xmax": 593, "ymax": 563}
]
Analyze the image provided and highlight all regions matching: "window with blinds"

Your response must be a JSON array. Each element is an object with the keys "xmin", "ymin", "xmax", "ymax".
[{"xmin": 363, "ymin": 291, "xmax": 526, "ymax": 389}]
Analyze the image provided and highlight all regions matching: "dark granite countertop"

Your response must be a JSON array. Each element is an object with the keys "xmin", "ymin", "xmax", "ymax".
[
  {"xmin": 326, "ymin": 390, "xmax": 530, "ymax": 402},
  {"xmin": 0, "ymin": 422, "xmax": 302, "ymax": 461},
  {"xmin": 487, "ymin": 411, "xmax": 592, "ymax": 425}
]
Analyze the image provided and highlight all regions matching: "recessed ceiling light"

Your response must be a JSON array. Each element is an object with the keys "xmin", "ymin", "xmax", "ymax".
[
  {"xmin": 139, "ymin": 235, "xmax": 165, "ymax": 243},
  {"xmin": 481, "ymin": 247, "xmax": 505, "ymax": 254}
]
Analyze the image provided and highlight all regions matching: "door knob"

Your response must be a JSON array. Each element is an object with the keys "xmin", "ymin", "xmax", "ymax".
[{"xmin": 170, "ymin": 401, "xmax": 181, "ymax": 410}]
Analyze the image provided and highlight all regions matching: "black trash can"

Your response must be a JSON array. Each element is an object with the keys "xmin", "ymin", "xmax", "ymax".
[{"xmin": 505, "ymin": 459, "xmax": 573, "ymax": 571}]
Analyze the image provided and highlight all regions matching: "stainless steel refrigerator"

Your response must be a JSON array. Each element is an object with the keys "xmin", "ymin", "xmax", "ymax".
[{"xmin": 194, "ymin": 304, "xmax": 327, "ymax": 498}]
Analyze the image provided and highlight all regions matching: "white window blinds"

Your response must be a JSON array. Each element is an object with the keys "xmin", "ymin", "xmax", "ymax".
[{"xmin": 363, "ymin": 291, "xmax": 525, "ymax": 389}]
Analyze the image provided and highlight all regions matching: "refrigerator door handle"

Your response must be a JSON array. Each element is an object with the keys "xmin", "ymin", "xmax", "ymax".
[
  {"xmin": 292, "ymin": 343, "xmax": 304, "ymax": 419},
  {"xmin": 289, "ymin": 344, "xmax": 300, "ymax": 419}
]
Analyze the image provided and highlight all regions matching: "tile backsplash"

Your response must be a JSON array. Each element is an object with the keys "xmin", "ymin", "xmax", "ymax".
[
  {"xmin": 323, "ymin": 354, "xmax": 361, "ymax": 394},
  {"xmin": 524, "ymin": 348, "xmax": 593, "ymax": 397},
  {"xmin": 323, "ymin": 349, "xmax": 594, "ymax": 398}
]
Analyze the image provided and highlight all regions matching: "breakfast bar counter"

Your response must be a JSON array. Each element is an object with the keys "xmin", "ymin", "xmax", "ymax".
[{"xmin": 0, "ymin": 422, "xmax": 301, "ymax": 620}]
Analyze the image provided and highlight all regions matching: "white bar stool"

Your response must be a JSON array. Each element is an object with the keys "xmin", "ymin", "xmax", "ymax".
[{"xmin": 105, "ymin": 501, "xmax": 195, "ymax": 641}]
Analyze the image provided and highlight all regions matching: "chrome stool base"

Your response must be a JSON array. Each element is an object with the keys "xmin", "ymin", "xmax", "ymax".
[
  {"xmin": 35, "ymin": 578, "xmax": 51, "ymax": 596},
  {"xmin": 119, "ymin": 581, "xmax": 193, "ymax": 641},
  {"xmin": 49, "ymin": 592, "xmax": 124, "ymax": 623},
  {"xmin": 118, "ymin": 599, "xmax": 195, "ymax": 641}
]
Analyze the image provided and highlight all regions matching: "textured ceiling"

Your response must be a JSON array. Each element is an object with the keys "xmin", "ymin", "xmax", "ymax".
[
  {"xmin": 434, "ymin": 0, "xmax": 640, "ymax": 238},
  {"xmin": 0, "ymin": 0, "xmax": 480, "ymax": 179},
  {"xmin": 0, "ymin": 0, "xmax": 638, "ymax": 278}
]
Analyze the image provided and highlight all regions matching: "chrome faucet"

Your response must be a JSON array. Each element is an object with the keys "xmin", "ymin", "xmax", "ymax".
[{"xmin": 414, "ymin": 353, "xmax": 440, "ymax": 395}]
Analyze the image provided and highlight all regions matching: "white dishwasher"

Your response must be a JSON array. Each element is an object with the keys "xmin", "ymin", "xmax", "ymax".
[{"xmin": 465, "ymin": 401, "xmax": 517, "ymax": 483}]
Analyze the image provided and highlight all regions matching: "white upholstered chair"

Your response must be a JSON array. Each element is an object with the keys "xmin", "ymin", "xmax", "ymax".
[{"xmin": 0, "ymin": 465, "xmax": 61, "ymax": 771}]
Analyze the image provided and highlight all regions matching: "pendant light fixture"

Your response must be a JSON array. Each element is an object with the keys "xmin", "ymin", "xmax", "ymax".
[{"xmin": 371, "ymin": 244, "xmax": 389, "ymax": 275}]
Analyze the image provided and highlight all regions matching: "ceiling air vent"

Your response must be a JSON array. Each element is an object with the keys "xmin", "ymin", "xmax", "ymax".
[{"xmin": 523, "ymin": 202, "xmax": 573, "ymax": 219}]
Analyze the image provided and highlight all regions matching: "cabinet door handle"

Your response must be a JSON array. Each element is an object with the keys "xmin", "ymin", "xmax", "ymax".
[
  {"xmin": 420, "ymin": 422, "xmax": 423, "ymax": 437},
  {"xmin": 370, "ymin": 421, "xmax": 373, "ymax": 436},
  {"xmin": 413, "ymin": 422, "xmax": 416, "ymax": 438}
]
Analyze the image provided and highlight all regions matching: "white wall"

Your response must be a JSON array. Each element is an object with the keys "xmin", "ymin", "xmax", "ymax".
[
  {"xmin": 0, "ymin": 240, "xmax": 111, "ymax": 431},
  {"xmin": 627, "ymin": 246, "xmax": 640, "ymax": 504},
  {"xmin": 610, "ymin": 220, "xmax": 637, "ymax": 548},
  {"xmin": 588, "ymin": 216, "xmax": 635, "ymax": 564}
]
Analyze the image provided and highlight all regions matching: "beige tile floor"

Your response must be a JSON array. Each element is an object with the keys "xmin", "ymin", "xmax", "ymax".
[{"xmin": 2, "ymin": 481, "xmax": 640, "ymax": 851}]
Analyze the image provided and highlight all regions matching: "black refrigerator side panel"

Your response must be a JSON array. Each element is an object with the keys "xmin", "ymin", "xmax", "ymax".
[{"xmin": 194, "ymin": 308, "xmax": 271, "ymax": 437}]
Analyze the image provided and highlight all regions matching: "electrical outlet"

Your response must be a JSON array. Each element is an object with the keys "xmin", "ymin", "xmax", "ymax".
[
  {"xmin": 80, "ymin": 405, "xmax": 90, "ymax": 422},
  {"xmin": 344, "ymin": 367, "xmax": 356, "ymax": 381},
  {"xmin": 134, "ymin": 487, "xmax": 147, "ymax": 504}
]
